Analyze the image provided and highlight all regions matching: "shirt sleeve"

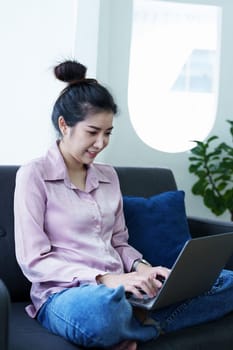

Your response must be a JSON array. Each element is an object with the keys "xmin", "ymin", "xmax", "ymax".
[
  {"xmin": 14, "ymin": 164, "xmax": 100, "ymax": 285},
  {"xmin": 110, "ymin": 170, "xmax": 142, "ymax": 272}
]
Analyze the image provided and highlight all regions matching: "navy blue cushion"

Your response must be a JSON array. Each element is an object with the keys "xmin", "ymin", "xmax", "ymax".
[{"xmin": 123, "ymin": 191, "xmax": 191, "ymax": 268}]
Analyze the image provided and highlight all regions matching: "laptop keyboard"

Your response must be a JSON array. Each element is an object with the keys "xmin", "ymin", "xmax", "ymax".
[
  {"xmin": 126, "ymin": 292, "xmax": 157, "ymax": 305},
  {"xmin": 130, "ymin": 294, "xmax": 152, "ymax": 304}
]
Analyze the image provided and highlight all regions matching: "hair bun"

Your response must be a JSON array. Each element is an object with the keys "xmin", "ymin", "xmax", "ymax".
[{"xmin": 54, "ymin": 60, "xmax": 87, "ymax": 84}]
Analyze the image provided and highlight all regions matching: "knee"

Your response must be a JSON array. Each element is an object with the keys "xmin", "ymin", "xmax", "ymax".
[
  {"xmin": 80, "ymin": 285, "xmax": 133, "ymax": 346},
  {"xmin": 85, "ymin": 284, "xmax": 133, "ymax": 325}
]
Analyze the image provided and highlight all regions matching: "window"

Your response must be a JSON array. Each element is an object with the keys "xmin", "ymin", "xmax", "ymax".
[
  {"xmin": 128, "ymin": 0, "xmax": 221, "ymax": 153},
  {"xmin": 172, "ymin": 49, "xmax": 215, "ymax": 93}
]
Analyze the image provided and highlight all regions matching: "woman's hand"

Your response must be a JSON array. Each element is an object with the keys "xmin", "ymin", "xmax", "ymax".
[{"xmin": 97, "ymin": 265, "xmax": 170, "ymax": 299}]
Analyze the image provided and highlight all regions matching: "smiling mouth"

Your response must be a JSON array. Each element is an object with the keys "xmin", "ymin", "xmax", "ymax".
[{"xmin": 87, "ymin": 151, "xmax": 98, "ymax": 158}]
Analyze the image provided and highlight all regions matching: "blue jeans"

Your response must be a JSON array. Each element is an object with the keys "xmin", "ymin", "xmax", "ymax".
[{"xmin": 37, "ymin": 269, "xmax": 233, "ymax": 348}]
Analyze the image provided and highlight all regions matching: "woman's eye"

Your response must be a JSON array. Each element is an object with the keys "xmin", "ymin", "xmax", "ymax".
[{"xmin": 87, "ymin": 131, "xmax": 112, "ymax": 136}]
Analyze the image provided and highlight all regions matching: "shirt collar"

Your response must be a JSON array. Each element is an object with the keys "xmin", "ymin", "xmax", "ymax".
[
  {"xmin": 85, "ymin": 164, "xmax": 111, "ymax": 192},
  {"xmin": 43, "ymin": 141, "xmax": 67, "ymax": 181},
  {"xmin": 43, "ymin": 141, "xmax": 111, "ymax": 191}
]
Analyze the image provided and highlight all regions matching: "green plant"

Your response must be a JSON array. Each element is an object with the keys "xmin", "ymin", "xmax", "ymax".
[{"xmin": 188, "ymin": 120, "xmax": 233, "ymax": 221}]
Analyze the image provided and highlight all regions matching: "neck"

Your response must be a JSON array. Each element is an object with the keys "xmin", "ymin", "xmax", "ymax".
[{"xmin": 58, "ymin": 140, "xmax": 86, "ymax": 173}]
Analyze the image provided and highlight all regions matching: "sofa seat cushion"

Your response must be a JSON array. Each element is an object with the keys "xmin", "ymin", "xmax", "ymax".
[
  {"xmin": 123, "ymin": 191, "xmax": 191, "ymax": 268},
  {"xmin": 9, "ymin": 302, "xmax": 78, "ymax": 350}
]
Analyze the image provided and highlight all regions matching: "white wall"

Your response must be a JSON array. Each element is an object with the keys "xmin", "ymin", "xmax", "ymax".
[
  {"xmin": 74, "ymin": 0, "xmax": 100, "ymax": 77},
  {"xmin": 0, "ymin": 0, "xmax": 76, "ymax": 164}
]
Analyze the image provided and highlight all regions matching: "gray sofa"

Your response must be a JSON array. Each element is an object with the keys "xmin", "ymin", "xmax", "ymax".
[{"xmin": 1, "ymin": 165, "xmax": 233, "ymax": 350}]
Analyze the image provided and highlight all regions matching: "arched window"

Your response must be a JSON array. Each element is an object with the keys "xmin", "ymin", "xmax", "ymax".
[{"xmin": 128, "ymin": 0, "xmax": 221, "ymax": 153}]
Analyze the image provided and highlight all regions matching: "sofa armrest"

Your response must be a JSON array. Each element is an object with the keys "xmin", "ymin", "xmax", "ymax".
[
  {"xmin": 188, "ymin": 216, "xmax": 233, "ymax": 238},
  {"xmin": 0, "ymin": 279, "xmax": 10, "ymax": 350},
  {"xmin": 188, "ymin": 216, "xmax": 233, "ymax": 271}
]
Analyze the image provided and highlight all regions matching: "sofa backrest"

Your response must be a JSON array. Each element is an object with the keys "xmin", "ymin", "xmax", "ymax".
[
  {"xmin": 0, "ymin": 165, "xmax": 177, "ymax": 302},
  {"xmin": 115, "ymin": 167, "xmax": 177, "ymax": 196}
]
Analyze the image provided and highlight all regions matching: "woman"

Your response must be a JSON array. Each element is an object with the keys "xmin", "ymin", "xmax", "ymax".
[{"xmin": 14, "ymin": 60, "xmax": 233, "ymax": 349}]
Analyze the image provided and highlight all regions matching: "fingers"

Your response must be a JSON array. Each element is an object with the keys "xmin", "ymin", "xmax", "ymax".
[
  {"xmin": 151, "ymin": 266, "xmax": 170, "ymax": 281},
  {"xmin": 130, "ymin": 266, "xmax": 171, "ymax": 298},
  {"xmin": 126, "ymin": 273, "xmax": 161, "ymax": 298}
]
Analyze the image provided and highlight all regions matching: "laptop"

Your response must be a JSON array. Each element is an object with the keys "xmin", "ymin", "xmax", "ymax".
[{"xmin": 127, "ymin": 232, "xmax": 233, "ymax": 310}]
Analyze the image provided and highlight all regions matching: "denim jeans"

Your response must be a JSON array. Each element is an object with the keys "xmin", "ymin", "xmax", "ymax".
[{"xmin": 37, "ymin": 269, "xmax": 233, "ymax": 348}]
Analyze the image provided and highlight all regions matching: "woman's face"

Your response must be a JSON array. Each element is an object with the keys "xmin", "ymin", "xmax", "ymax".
[{"xmin": 59, "ymin": 111, "xmax": 114, "ymax": 168}]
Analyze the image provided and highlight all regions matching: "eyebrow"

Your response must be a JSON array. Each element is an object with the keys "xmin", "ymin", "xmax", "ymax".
[{"xmin": 87, "ymin": 125, "xmax": 114, "ymax": 131}]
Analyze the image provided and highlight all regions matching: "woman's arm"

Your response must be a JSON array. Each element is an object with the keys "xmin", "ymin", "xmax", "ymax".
[
  {"xmin": 14, "ymin": 164, "xmax": 99, "ymax": 285},
  {"xmin": 111, "ymin": 203, "xmax": 143, "ymax": 273}
]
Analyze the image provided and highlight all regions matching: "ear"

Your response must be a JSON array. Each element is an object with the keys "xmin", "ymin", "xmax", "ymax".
[{"xmin": 58, "ymin": 116, "xmax": 68, "ymax": 136}]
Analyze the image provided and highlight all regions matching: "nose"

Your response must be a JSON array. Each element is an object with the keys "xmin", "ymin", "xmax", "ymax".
[{"xmin": 93, "ymin": 135, "xmax": 106, "ymax": 149}]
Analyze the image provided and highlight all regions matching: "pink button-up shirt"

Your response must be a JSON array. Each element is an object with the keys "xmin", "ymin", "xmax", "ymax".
[{"xmin": 14, "ymin": 142, "xmax": 142, "ymax": 317}]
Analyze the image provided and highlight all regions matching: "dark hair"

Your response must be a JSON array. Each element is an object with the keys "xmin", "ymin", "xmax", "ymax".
[{"xmin": 52, "ymin": 60, "xmax": 117, "ymax": 135}]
